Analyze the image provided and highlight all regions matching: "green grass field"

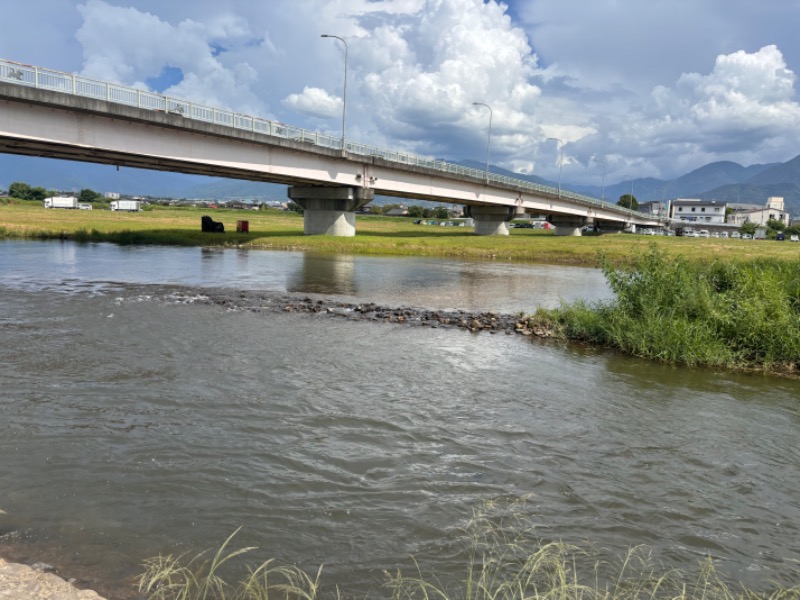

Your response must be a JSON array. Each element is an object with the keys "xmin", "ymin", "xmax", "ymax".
[{"xmin": 2, "ymin": 199, "xmax": 799, "ymax": 266}]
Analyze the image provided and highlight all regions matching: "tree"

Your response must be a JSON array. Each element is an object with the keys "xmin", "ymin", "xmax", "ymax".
[
  {"xmin": 766, "ymin": 218, "xmax": 786, "ymax": 232},
  {"xmin": 8, "ymin": 182, "xmax": 51, "ymax": 201},
  {"xmin": 617, "ymin": 194, "xmax": 639, "ymax": 210},
  {"xmin": 28, "ymin": 186, "xmax": 48, "ymax": 201},
  {"xmin": 407, "ymin": 205, "xmax": 425, "ymax": 218},
  {"xmin": 739, "ymin": 222, "xmax": 756, "ymax": 236},
  {"xmin": 78, "ymin": 188, "xmax": 102, "ymax": 203},
  {"xmin": 433, "ymin": 206, "xmax": 449, "ymax": 219},
  {"xmin": 9, "ymin": 182, "xmax": 32, "ymax": 200},
  {"xmin": 784, "ymin": 225, "xmax": 800, "ymax": 237}
]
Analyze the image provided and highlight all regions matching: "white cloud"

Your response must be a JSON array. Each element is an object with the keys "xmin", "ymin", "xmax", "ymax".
[
  {"xmin": 626, "ymin": 46, "xmax": 800, "ymax": 170},
  {"xmin": 283, "ymin": 87, "xmax": 343, "ymax": 119},
  {"xmin": 75, "ymin": 0, "xmax": 265, "ymax": 114},
  {"xmin": 4, "ymin": 0, "xmax": 800, "ymax": 185}
]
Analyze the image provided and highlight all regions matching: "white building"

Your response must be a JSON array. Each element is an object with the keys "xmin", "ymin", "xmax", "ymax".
[
  {"xmin": 638, "ymin": 200, "xmax": 666, "ymax": 216},
  {"xmin": 670, "ymin": 199, "xmax": 727, "ymax": 224},
  {"xmin": 727, "ymin": 197, "xmax": 790, "ymax": 228}
]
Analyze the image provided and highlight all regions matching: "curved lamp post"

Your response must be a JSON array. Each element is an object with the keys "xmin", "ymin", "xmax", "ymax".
[
  {"xmin": 547, "ymin": 137, "xmax": 564, "ymax": 199},
  {"xmin": 472, "ymin": 102, "xmax": 492, "ymax": 181},
  {"xmin": 321, "ymin": 34, "xmax": 348, "ymax": 150}
]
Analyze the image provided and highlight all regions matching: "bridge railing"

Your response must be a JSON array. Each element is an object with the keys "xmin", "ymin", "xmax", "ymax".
[{"xmin": 0, "ymin": 58, "xmax": 652, "ymax": 221}]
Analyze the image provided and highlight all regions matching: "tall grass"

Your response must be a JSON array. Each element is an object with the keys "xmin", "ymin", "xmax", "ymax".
[
  {"xmin": 137, "ymin": 528, "xmax": 325, "ymax": 600},
  {"xmin": 531, "ymin": 244, "xmax": 800, "ymax": 374},
  {"xmin": 137, "ymin": 508, "xmax": 800, "ymax": 600}
]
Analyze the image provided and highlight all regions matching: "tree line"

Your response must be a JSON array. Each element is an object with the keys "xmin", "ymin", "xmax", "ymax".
[{"xmin": 8, "ymin": 181, "xmax": 104, "ymax": 203}]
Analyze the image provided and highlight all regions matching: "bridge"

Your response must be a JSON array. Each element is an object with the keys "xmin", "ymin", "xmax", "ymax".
[{"xmin": 0, "ymin": 59, "xmax": 664, "ymax": 236}]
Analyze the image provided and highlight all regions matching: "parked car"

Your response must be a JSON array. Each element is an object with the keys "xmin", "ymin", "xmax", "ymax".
[
  {"xmin": 791, "ymin": 235, "xmax": 799, "ymax": 242},
  {"xmin": 776, "ymin": 232, "xmax": 786, "ymax": 241},
  {"xmin": 742, "ymin": 233, "xmax": 753, "ymax": 240},
  {"xmin": 698, "ymin": 230, "xmax": 710, "ymax": 238},
  {"xmin": 730, "ymin": 231, "xmax": 741, "ymax": 239}
]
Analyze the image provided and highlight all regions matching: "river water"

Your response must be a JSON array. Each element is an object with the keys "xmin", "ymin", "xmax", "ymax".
[{"xmin": 1, "ymin": 239, "xmax": 799, "ymax": 598}]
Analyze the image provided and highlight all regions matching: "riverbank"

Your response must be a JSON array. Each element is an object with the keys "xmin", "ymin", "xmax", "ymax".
[
  {"xmin": 2, "ymin": 200, "xmax": 799, "ymax": 266},
  {"xmin": 0, "ymin": 557, "xmax": 106, "ymax": 599},
  {"xmin": 531, "ymin": 245, "xmax": 800, "ymax": 376}
]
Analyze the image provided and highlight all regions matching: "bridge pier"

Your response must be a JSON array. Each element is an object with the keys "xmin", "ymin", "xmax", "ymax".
[
  {"xmin": 465, "ymin": 205, "xmax": 519, "ymax": 236},
  {"xmin": 549, "ymin": 215, "xmax": 587, "ymax": 236},
  {"xmin": 288, "ymin": 186, "xmax": 374, "ymax": 236}
]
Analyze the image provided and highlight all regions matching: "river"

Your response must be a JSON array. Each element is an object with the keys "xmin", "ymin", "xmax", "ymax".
[{"xmin": 1, "ymin": 239, "xmax": 799, "ymax": 598}]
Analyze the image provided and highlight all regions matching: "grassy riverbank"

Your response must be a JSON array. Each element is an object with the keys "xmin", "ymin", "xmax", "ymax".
[
  {"xmin": 3, "ymin": 200, "xmax": 800, "ymax": 266},
  {"xmin": 530, "ymin": 245, "xmax": 800, "ymax": 375}
]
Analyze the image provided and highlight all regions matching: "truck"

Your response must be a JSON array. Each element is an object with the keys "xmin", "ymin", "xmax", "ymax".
[
  {"xmin": 110, "ymin": 200, "xmax": 141, "ymax": 212},
  {"xmin": 43, "ymin": 196, "xmax": 78, "ymax": 209}
]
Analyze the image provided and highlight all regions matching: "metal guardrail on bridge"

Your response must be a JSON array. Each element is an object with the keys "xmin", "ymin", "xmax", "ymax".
[{"xmin": 0, "ymin": 58, "xmax": 651, "ymax": 221}]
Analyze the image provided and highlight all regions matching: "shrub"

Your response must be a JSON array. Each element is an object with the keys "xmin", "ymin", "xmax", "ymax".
[{"xmin": 532, "ymin": 244, "xmax": 800, "ymax": 374}]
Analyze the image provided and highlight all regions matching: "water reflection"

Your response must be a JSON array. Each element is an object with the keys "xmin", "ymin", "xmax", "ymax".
[
  {"xmin": 288, "ymin": 254, "xmax": 357, "ymax": 295},
  {"xmin": 0, "ymin": 240, "xmax": 612, "ymax": 312}
]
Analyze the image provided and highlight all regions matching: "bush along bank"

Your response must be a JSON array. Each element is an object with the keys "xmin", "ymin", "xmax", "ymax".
[{"xmin": 530, "ymin": 244, "xmax": 800, "ymax": 375}]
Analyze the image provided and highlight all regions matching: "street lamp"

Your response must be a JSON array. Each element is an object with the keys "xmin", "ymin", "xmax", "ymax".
[
  {"xmin": 628, "ymin": 179, "xmax": 635, "ymax": 211},
  {"xmin": 472, "ymin": 102, "xmax": 492, "ymax": 181},
  {"xmin": 547, "ymin": 137, "xmax": 563, "ymax": 199},
  {"xmin": 592, "ymin": 156, "xmax": 606, "ymax": 201},
  {"xmin": 321, "ymin": 34, "xmax": 348, "ymax": 150}
]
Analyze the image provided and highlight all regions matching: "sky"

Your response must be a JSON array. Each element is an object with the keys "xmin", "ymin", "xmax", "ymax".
[{"xmin": 2, "ymin": 0, "xmax": 800, "ymax": 186}]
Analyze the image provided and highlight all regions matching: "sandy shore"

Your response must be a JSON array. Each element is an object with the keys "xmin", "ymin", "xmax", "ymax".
[{"xmin": 0, "ymin": 557, "xmax": 106, "ymax": 599}]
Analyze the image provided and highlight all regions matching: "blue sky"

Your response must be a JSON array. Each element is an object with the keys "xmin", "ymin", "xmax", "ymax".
[{"xmin": 2, "ymin": 0, "xmax": 799, "ymax": 185}]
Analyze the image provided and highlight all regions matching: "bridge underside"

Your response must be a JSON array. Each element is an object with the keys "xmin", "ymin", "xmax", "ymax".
[{"xmin": 0, "ymin": 83, "xmax": 663, "ymax": 236}]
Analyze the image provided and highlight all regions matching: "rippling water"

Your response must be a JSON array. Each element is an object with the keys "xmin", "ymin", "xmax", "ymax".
[{"xmin": 1, "ymin": 240, "xmax": 799, "ymax": 597}]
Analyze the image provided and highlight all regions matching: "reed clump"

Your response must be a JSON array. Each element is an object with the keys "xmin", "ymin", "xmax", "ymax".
[
  {"xmin": 531, "ymin": 244, "xmax": 800, "ymax": 374},
  {"xmin": 137, "ymin": 513, "xmax": 800, "ymax": 600},
  {"xmin": 137, "ymin": 528, "xmax": 324, "ymax": 600}
]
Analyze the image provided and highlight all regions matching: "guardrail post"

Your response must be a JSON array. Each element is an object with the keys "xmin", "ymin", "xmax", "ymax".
[{"xmin": 34, "ymin": 66, "xmax": 39, "ymax": 88}]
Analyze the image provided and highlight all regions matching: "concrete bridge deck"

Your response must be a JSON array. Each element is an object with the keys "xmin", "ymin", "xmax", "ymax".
[{"xmin": 0, "ymin": 59, "xmax": 665, "ymax": 236}]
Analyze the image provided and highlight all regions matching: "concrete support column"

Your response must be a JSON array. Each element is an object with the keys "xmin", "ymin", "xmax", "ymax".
[
  {"xmin": 288, "ymin": 186, "xmax": 374, "ymax": 236},
  {"xmin": 549, "ymin": 215, "xmax": 587, "ymax": 236},
  {"xmin": 465, "ymin": 205, "xmax": 518, "ymax": 236}
]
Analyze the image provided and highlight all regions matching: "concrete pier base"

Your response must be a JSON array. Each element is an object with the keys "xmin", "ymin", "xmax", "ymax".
[
  {"xmin": 550, "ymin": 215, "xmax": 587, "ymax": 236},
  {"xmin": 465, "ymin": 205, "xmax": 519, "ymax": 236},
  {"xmin": 288, "ymin": 186, "xmax": 374, "ymax": 236}
]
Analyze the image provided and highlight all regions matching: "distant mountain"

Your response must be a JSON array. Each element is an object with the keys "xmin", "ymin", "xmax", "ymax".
[
  {"xmin": 746, "ymin": 154, "xmax": 800, "ymax": 186},
  {"xmin": 2, "ymin": 150, "xmax": 800, "ymax": 214},
  {"xmin": 560, "ymin": 156, "xmax": 798, "ymax": 215},
  {"xmin": 696, "ymin": 183, "xmax": 800, "ymax": 210},
  {"xmin": 670, "ymin": 160, "xmax": 774, "ymax": 194}
]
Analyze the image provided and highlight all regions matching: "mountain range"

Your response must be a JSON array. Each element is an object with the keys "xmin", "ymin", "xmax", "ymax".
[{"xmin": 1, "ymin": 152, "xmax": 799, "ymax": 215}]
